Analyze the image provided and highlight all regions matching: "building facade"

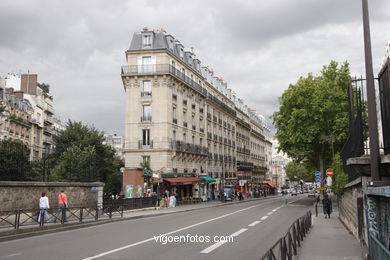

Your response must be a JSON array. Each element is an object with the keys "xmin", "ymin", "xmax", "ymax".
[
  {"xmin": 0, "ymin": 73, "xmax": 62, "ymax": 160},
  {"xmin": 121, "ymin": 28, "xmax": 272, "ymax": 200}
]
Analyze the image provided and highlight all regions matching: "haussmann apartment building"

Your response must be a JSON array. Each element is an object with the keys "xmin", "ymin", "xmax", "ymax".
[{"xmin": 121, "ymin": 28, "xmax": 273, "ymax": 201}]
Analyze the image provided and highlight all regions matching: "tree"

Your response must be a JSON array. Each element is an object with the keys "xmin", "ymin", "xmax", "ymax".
[
  {"xmin": 273, "ymin": 61, "xmax": 350, "ymax": 173},
  {"xmin": 330, "ymin": 153, "xmax": 348, "ymax": 196},
  {"xmin": 285, "ymin": 161, "xmax": 313, "ymax": 182},
  {"xmin": 37, "ymin": 82, "xmax": 52, "ymax": 100},
  {"xmin": 51, "ymin": 120, "xmax": 122, "ymax": 196},
  {"xmin": 0, "ymin": 139, "xmax": 32, "ymax": 181}
]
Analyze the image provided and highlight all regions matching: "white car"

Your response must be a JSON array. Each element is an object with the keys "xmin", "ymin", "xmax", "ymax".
[{"xmin": 291, "ymin": 190, "xmax": 298, "ymax": 196}]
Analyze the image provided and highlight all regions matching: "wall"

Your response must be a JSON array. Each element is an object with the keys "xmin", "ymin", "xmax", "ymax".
[
  {"xmin": 0, "ymin": 181, "xmax": 104, "ymax": 211},
  {"xmin": 338, "ymin": 179, "xmax": 364, "ymax": 241}
]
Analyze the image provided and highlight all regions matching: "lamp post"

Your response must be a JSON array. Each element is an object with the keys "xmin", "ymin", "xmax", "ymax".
[{"xmin": 362, "ymin": 0, "xmax": 380, "ymax": 182}]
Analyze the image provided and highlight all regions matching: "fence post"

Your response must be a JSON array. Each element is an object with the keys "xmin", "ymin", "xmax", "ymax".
[
  {"xmin": 95, "ymin": 207, "xmax": 99, "ymax": 221},
  {"xmin": 281, "ymin": 237, "xmax": 287, "ymax": 260},
  {"xmin": 109, "ymin": 205, "xmax": 112, "ymax": 219},
  {"xmin": 80, "ymin": 208, "xmax": 83, "ymax": 223}
]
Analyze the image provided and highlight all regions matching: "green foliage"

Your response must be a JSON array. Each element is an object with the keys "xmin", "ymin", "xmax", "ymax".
[
  {"xmin": 331, "ymin": 153, "xmax": 348, "ymax": 195},
  {"xmin": 51, "ymin": 120, "xmax": 123, "ymax": 196},
  {"xmin": 273, "ymin": 61, "xmax": 350, "ymax": 171},
  {"xmin": 285, "ymin": 161, "xmax": 313, "ymax": 182},
  {"xmin": 0, "ymin": 139, "xmax": 32, "ymax": 181},
  {"xmin": 31, "ymin": 154, "xmax": 56, "ymax": 182},
  {"xmin": 52, "ymin": 145, "xmax": 98, "ymax": 182},
  {"xmin": 37, "ymin": 82, "xmax": 53, "ymax": 100}
]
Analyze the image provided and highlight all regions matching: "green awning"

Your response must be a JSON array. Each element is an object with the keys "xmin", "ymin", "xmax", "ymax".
[
  {"xmin": 200, "ymin": 176, "xmax": 216, "ymax": 183},
  {"xmin": 143, "ymin": 169, "xmax": 153, "ymax": 176}
]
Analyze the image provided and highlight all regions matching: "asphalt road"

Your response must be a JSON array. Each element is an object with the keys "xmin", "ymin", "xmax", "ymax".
[{"xmin": 0, "ymin": 195, "xmax": 315, "ymax": 260}]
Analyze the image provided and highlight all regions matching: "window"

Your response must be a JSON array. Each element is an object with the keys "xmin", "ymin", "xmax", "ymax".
[
  {"xmin": 200, "ymin": 138, "xmax": 203, "ymax": 146},
  {"xmin": 173, "ymin": 130, "xmax": 176, "ymax": 141},
  {"xmin": 142, "ymin": 56, "xmax": 152, "ymax": 73},
  {"xmin": 142, "ymin": 105, "xmax": 151, "ymax": 121},
  {"xmin": 192, "ymin": 136, "xmax": 195, "ymax": 144},
  {"xmin": 142, "ymin": 155, "xmax": 150, "ymax": 166},
  {"xmin": 173, "ymin": 106, "xmax": 177, "ymax": 119},
  {"xmin": 143, "ymin": 35, "xmax": 152, "ymax": 47},
  {"xmin": 142, "ymin": 129, "xmax": 150, "ymax": 145},
  {"xmin": 142, "ymin": 81, "xmax": 152, "ymax": 96},
  {"xmin": 183, "ymin": 133, "xmax": 186, "ymax": 143}
]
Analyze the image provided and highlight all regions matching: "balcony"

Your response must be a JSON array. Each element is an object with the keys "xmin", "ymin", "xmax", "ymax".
[
  {"xmin": 173, "ymin": 118, "xmax": 178, "ymax": 124},
  {"xmin": 192, "ymin": 125, "xmax": 196, "ymax": 131},
  {"xmin": 183, "ymin": 121, "xmax": 188, "ymax": 128},
  {"xmin": 171, "ymin": 140, "xmax": 208, "ymax": 156},
  {"xmin": 44, "ymin": 115, "xmax": 55, "ymax": 125},
  {"xmin": 200, "ymin": 128, "xmax": 204, "ymax": 133},
  {"xmin": 213, "ymin": 116, "xmax": 217, "ymax": 123},
  {"xmin": 138, "ymin": 140, "xmax": 153, "ymax": 149},
  {"xmin": 207, "ymin": 132, "xmax": 212, "ymax": 140},
  {"xmin": 213, "ymin": 134, "xmax": 218, "ymax": 141},
  {"xmin": 141, "ymin": 91, "xmax": 152, "ymax": 97},
  {"xmin": 121, "ymin": 64, "xmax": 208, "ymax": 97},
  {"xmin": 141, "ymin": 115, "xmax": 152, "ymax": 122},
  {"xmin": 43, "ymin": 126, "xmax": 55, "ymax": 135},
  {"xmin": 218, "ymin": 119, "xmax": 222, "ymax": 125}
]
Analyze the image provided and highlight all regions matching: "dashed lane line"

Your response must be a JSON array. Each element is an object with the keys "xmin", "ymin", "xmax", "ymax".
[
  {"xmin": 248, "ymin": 221, "xmax": 261, "ymax": 227},
  {"xmin": 260, "ymin": 216, "xmax": 268, "ymax": 221},
  {"xmin": 200, "ymin": 228, "xmax": 248, "ymax": 254}
]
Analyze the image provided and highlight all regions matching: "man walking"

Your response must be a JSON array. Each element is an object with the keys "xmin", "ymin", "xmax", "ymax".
[
  {"xmin": 322, "ymin": 194, "xmax": 332, "ymax": 219},
  {"xmin": 57, "ymin": 190, "xmax": 68, "ymax": 223}
]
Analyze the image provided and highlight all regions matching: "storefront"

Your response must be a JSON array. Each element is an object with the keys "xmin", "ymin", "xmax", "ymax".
[
  {"xmin": 162, "ymin": 177, "xmax": 202, "ymax": 202},
  {"xmin": 199, "ymin": 176, "xmax": 217, "ymax": 201},
  {"xmin": 261, "ymin": 181, "xmax": 276, "ymax": 195}
]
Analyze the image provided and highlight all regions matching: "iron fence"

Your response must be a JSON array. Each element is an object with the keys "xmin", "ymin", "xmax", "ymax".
[
  {"xmin": 0, "ymin": 196, "xmax": 158, "ymax": 231},
  {"xmin": 260, "ymin": 211, "xmax": 312, "ymax": 260}
]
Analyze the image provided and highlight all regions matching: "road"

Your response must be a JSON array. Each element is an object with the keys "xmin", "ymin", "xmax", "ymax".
[{"xmin": 0, "ymin": 195, "xmax": 314, "ymax": 260}]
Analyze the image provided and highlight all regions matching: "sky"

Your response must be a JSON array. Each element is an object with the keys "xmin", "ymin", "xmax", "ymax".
[{"xmin": 1, "ymin": 0, "xmax": 389, "ymax": 136}]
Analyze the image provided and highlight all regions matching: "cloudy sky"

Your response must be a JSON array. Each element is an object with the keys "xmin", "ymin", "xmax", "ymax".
[{"xmin": 1, "ymin": 0, "xmax": 389, "ymax": 135}]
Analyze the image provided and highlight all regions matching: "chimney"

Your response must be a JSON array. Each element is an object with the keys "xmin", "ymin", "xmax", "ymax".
[
  {"xmin": 21, "ymin": 74, "xmax": 38, "ymax": 95},
  {"xmin": 14, "ymin": 90, "xmax": 24, "ymax": 99}
]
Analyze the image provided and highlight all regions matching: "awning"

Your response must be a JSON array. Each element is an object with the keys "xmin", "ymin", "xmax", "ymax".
[
  {"xmin": 163, "ymin": 177, "xmax": 202, "ymax": 186},
  {"xmin": 262, "ymin": 181, "xmax": 276, "ymax": 189},
  {"xmin": 200, "ymin": 176, "xmax": 216, "ymax": 183}
]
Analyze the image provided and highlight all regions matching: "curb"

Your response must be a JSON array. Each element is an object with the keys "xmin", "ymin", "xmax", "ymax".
[{"xmin": 0, "ymin": 196, "xmax": 274, "ymax": 242}]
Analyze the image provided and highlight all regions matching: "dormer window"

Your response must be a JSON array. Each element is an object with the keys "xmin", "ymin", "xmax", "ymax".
[
  {"xmin": 143, "ymin": 35, "xmax": 152, "ymax": 47},
  {"xmin": 180, "ymin": 48, "xmax": 184, "ymax": 58}
]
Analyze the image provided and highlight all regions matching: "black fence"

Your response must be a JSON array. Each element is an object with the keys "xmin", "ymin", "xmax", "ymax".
[
  {"xmin": 378, "ymin": 58, "xmax": 390, "ymax": 155},
  {"xmin": 340, "ymin": 77, "xmax": 367, "ymax": 182},
  {"xmin": 0, "ymin": 196, "xmax": 157, "ymax": 231},
  {"xmin": 260, "ymin": 211, "xmax": 312, "ymax": 260}
]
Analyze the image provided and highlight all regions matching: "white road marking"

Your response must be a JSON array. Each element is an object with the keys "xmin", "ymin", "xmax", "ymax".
[
  {"xmin": 3, "ymin": 253, "xmax": 22, "ymax": 258},
  {"xmin": 260, "ymin": 216, "xmax": 268, "ymax": 220},
  {"xmin": 267, "ymin": 211, "xmax": 273, "ymax": 215},
  {"xmin": 248, "ymin": 220, "xmax": 261, "ymax": 227},
  {"xmin": 82, "ymin": 205, "xmax": 259, "ymax": 260},
  {"xmin": 288, "ymin": 197, "xmax": 306, "ymax": 204},
  {"xmin": 201, "ymin": 228, "xmax": 248, "ymax": 254},
  {"xmin": 231, "ymin": 228, "xmax": 248, "ymax": 237}
]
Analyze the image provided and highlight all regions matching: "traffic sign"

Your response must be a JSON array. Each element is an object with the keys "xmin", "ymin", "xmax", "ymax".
[
  {"xmin": 315, "ymin": 176, "xmax": 321, "ymax": 183},
  {"xmin": 326, "ymin": 169, "xmax": 333, "ymax": 177},
  {"xmin": 315, "ymin": 171, "xmax": 321, "ymax": 177}
]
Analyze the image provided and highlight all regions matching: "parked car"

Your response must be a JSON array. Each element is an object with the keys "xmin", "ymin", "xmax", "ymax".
[{"xmin": 291, "ymin": 190, "xmax": 298, "ymax": 196}]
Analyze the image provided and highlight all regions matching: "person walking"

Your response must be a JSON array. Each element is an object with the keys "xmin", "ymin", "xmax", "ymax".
[
  {"xmin": 38, "ymin": 192, "xmax": 50, "ymax": 225},
  {"xmin": 322, "ymin": 194, "xmax": 332, "ymax": 218},
  {"xmin": 56, "ymin": 190, "xmax": 68, "ymax": 223}
]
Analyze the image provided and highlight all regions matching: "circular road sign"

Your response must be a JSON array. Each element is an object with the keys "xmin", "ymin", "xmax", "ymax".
[{"xmin": 326, "ymin": 169, "xmax": 333, "ymax": 177}]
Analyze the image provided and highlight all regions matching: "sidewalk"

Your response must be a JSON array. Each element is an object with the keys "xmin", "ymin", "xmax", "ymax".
[
  {"xmin": 0, "ymin": 196, "xmax": 269, "ymax": 242},
  {"xmin": 298, "ymin": 204, "xmax": 362, "ymax": 260}
]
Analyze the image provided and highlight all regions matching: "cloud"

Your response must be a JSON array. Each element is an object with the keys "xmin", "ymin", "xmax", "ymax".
[{"xmin": 0, "ymin": 0, "xmax": 389, "ymax": 135}]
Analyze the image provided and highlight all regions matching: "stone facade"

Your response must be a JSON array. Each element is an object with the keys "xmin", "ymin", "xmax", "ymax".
[{"xmin": 0, "ymin": 181, "xmax": 104, "ymax": 211}]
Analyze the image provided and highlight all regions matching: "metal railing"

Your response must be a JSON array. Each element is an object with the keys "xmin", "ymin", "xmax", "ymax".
[
  {"xmin": 261, "ymin": 211, "xmax": 312, "ymax": 260},
  {"xmin": 0, "ymin": 197, "xmax": 157, "ymax": 231},
  {"xmin": 369, "ymin": 233, "xmax": 390, "ymax": 260}
]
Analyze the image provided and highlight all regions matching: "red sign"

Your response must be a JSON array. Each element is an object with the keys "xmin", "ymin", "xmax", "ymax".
[{"xmin": 326, "ymin": 169, "xmax": 333, "ymax": 177}]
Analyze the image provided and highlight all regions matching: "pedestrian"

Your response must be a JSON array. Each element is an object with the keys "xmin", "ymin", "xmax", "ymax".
[
  {"xmin": 55, "ymin": 190, "xmax": 68, "ymax": 223},
  {"xmin": 322, "ymin": 194, "xmax": 332, "ymax": 218},
  {"xmin": 38, "ymin": 192, "xmax": 50, "ymax": 224},
  {"xmin": 169, "ymin": 194, "xmax": 176, "ymax": 207}
]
